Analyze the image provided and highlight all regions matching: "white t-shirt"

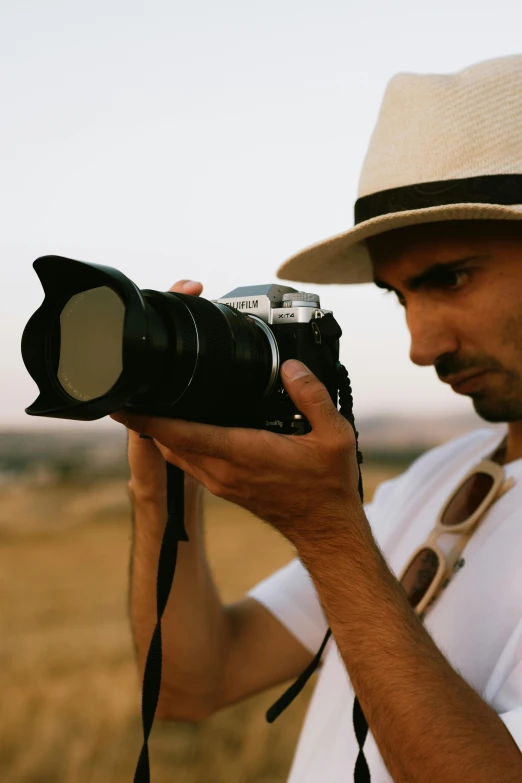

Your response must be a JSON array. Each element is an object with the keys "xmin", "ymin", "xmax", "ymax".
[{"xmin": 247, "ymin": 425, "xmax": 522, "ymax": 782}]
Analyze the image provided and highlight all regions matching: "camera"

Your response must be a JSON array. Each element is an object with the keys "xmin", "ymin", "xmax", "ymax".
[{"xmin": 22, "ymin": 256, "xmax": 344, "ymax": 434}]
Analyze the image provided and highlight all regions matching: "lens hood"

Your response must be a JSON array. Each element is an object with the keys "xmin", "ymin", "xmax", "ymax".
[{"xmin": 22, "ymin": 255, "xmax": 157, "ymax": 421}]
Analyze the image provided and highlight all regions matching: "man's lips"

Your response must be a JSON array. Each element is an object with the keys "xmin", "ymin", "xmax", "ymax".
[{"xmin": 441, "ymin": 370, "xmax": 490, "ymax": 392}]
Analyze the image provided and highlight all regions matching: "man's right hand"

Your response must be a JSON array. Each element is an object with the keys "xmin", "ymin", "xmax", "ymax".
[{"xmin": 123, "ymin": 279, "xmax": 204, "ymax": 507}]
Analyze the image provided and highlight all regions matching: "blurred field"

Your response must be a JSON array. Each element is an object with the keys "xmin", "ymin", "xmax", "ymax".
[{"xmin": 0, "ymin": 463, "xmax": 400, "ymax": 783}]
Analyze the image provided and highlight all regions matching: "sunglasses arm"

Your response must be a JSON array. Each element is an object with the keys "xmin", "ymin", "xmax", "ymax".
[{"xmin": 497, "ymin": 476, "xmax": 515, "ymax": 499}]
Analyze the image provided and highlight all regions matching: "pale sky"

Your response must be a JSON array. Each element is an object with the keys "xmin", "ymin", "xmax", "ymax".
[{"xmin": 2, "ymin": 0, "xmax": 521, "ymax": 430}]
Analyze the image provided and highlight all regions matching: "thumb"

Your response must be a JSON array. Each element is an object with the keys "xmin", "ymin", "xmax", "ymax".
[{"xmin": 281, "ymin": 360, "xmax": 340, "ymax": 434}]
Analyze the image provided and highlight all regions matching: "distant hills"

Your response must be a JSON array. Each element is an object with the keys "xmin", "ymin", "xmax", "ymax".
[
  {"xmin": 356, "ymin": 410, "xmax": 504, "ymax": 449},
  {"xmin": 0, "ymin": 411, "xmax": 504, "ymax": 484}
]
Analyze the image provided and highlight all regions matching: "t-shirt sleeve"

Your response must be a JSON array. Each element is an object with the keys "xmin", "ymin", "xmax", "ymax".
[
  {"xmin": 247, "ymin": 558, "xmax": 329, "ymax": 655},
  {"xmin": 484, "ymin": 616, "xmax": 522, "ymax": 753},
  {"xmin": 246, "ymin": 477, "xmax": 404, "ymax": 655},
  {"xmin": 500, "ymin": 707, "xmax": 522, "ymax": 754}
]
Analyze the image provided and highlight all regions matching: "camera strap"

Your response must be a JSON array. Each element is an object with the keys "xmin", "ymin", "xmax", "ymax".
[
  {"xmin": 133, "ymin": 363, "xmax": 371, "ymax": 783},
  {"xmin": 133, "ymin": 461, "xmax": 188, "ymax": 783},
  {"xmin": 265, "ymin": 361, "xmax": 371, "ymax": 783}
]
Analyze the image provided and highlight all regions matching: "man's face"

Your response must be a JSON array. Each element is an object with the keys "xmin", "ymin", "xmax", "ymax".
[{"xmin": 367, "ymin": 220, "xmax": 522, "ymax": 423}]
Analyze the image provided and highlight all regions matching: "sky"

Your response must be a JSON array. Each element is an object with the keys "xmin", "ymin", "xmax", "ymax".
[{"xmin": 2, "ymin": 0, "xmax": 521, "ymax": 430}]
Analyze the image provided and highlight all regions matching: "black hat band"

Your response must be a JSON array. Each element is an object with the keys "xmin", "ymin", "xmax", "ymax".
[{"xmin": 354, "ymin": 173, "xmax": 522, "ymax": 225}]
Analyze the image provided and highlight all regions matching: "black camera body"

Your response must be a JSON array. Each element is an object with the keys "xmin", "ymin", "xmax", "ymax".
[
  {"xmin": 22, "ymin": 257, "xmax": 343, "ymax": 434},
  {"xmin": 208, "ymin": 285, "xmax": 341, "ymax": 434}
]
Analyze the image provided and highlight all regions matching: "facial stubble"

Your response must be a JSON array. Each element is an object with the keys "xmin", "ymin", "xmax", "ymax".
[{"xmin": 469, "ymin": 304, "xmax": 522, "ymax": 423}]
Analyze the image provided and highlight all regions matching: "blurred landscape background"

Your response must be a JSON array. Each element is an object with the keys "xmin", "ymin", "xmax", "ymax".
[
  {"xmin": 2, "ymin": 2, "xmax": 517, "ymax": 780},
  {"xmin": 0, "ymin": 412, "xmax": 503, "ymax": 783}
]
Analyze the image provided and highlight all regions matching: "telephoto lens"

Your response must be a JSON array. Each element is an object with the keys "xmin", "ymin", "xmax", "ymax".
[{"xmin": 21, "ymin": 256, "xmax": 279, "ymax": 426}]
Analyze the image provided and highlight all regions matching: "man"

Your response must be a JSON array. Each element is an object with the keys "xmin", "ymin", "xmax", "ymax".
[{"xmin": 112, "ymin": 55, "xmax": 522, "ymax": 781}]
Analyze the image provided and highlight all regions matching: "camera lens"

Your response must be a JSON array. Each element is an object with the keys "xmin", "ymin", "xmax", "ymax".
[
  {"xmin": 131, "ymin": 289, "xmax": 278, "ymax": 425},
  {"xmin": 22, "ymin": 256, "xmax": 279, "ymax": 425},
  {"xmin": 57, "ymin": 286, "xmax": 125, "ymax": 401}
]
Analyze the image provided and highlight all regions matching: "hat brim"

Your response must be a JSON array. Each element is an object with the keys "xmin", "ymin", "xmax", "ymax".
[{"xmin": 276, "ymin": 203, "xmax": 522, "ymax": 285}]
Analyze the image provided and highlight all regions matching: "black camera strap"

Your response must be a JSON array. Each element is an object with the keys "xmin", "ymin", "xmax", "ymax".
[
  {"xmin": 133, "ymin": 362, "xmax": 371, "ymax": 783},
  {"xmin": 133, "ymin": 460, "xmax": 188, "ymax": 783}
]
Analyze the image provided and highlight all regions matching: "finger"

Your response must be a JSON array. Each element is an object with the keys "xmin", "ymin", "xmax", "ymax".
[
  {"xmin": 153, "ymin": 441, "xmax": 204, "ymax": 478},
  {"xmin": 152, "ymin": 440, "xmax": 227, "ymax": 494},
  {"xmin": 111, "ymin": 412, "xmax": 235, "ymax": 460},
  {"xmin": 280, "ymin": 360, "xmax": 344, "ymax": 435},
  {"xmin": 168, "ymin": 280, "xmax": 203, "ymax": 296},
  {"xmin": 127, "ymin": 426, "xmax": 165, "ymax": 464}
]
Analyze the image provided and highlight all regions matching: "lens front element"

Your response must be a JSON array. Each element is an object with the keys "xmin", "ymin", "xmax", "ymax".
[{"xmin": 58, "ymin": 286, "xmax": 125, "ymax": 401}]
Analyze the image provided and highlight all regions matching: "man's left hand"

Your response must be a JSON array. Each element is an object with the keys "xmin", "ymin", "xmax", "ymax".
[{"xmin": 110, "ymin": 359, "xmax": 365, "ymax": 546}]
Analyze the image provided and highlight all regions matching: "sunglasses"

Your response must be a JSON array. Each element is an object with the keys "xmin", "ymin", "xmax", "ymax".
[{"xmin": 398, "ymin": 458, "xmax": 515, "ymax": 618}]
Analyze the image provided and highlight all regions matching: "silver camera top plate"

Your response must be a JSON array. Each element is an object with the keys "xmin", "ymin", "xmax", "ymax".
[{"xmin": 216, "ymin": 284, "xmax": 330, "ymax": 324}]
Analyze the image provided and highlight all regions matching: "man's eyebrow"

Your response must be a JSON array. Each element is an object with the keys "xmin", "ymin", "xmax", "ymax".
[{"xmin": 374, "ymin": 256, "xmax": 486, "ymax": 293}]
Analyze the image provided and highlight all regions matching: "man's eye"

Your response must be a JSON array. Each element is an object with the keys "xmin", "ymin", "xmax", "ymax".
[{"xmin": 436, "ymin": 269, "xmax": 471, "ymax": 290}]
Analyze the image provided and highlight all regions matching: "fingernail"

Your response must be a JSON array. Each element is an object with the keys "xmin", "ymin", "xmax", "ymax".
[
  {"xmin": 182, "ymin": 280, "xmax": 199, "ymax": 291},
  {"xmin": 282, "ymin": 360, "xmax": 311, "ymax": 380}
]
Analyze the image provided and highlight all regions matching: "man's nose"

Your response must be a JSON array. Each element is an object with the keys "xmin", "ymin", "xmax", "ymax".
[{"xmin": 407, "ymin": 303, "xmax": 459, "ymax": 367}]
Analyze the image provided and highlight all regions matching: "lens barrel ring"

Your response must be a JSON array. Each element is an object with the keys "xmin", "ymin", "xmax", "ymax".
[
  {"xmin": 177, "ymin": 296, "xmax": 274, "ymax": 421},
  {"xmin": 149, "ymin": 291, "xmax": 237, "ymax": 414},
  {"xmin": 215, "ymin": 305, "xmax": 263, "ymax": 388},
  {"xmin": 127, "ymin": 290, "xmax": 276, "ymax": 422}
]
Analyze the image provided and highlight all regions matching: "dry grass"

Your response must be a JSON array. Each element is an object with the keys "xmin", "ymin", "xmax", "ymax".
[{"xmin": 0, "ymin": 464, "xmax": 399, "ymax": 783}]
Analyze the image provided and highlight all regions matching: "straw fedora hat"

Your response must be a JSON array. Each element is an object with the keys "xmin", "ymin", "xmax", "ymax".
[{"xmin": 276, "ymin": 54, "xmax": 522, "ymax": 285}]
